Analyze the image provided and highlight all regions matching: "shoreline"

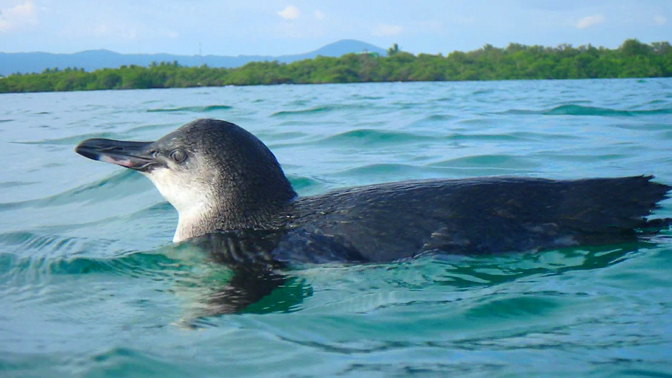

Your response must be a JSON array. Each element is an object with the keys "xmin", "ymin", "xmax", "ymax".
[{"xmin": 1, "ymin": 39, "xmax": 670, "ymax": 94}]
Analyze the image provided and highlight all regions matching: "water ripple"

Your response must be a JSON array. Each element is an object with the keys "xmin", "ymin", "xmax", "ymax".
[
  {"xmin": 502, "ymin": 104, "xmax": 672, "ymax": 117},
  {"xmin": 318, "ymin": 129, "xmax": 435, "ymax": 145},
  {"xmin": 0, "ymin": 170, "xmax": 147, "ymax": 211},
  {"xmin": 430, "ymin": 155, "xmax": 539, "ymax": 169},
  {"xmin": 271, "ymin": 104, "xmax": 380, "ymax": 117},
  {"xmin": 12, "ymin": 132, "xmax": 122, "ymax": 146},
  {"xmin": 146, "ymin": 105, "xmax": 232, "ymax": 113}
]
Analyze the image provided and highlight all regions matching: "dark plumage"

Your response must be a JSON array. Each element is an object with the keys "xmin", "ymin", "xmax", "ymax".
[
  {"xmin": 289, "ymin": 176, "xmax": 670, "ymax": 261},
  {"xmin": 76, "ymin": 118, "xmax": 671, "ymax": 263}
]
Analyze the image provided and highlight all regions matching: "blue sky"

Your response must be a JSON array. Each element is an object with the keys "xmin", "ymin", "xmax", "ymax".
[{"xmin": 0, "ymin": 0, "xmax": 670, "ymax": 55}]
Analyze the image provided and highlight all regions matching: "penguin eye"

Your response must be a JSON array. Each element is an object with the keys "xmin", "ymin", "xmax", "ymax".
[{"xmin": 170, "ymin": 149, "xmax": 187, "ymax": 163}]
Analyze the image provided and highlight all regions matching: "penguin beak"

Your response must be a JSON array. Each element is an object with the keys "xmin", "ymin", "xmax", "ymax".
[{"xmin": 75, "ymin": 138, "xmax": 160, "ymax": 171}]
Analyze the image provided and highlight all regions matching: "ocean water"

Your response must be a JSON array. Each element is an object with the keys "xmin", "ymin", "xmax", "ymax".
[{"xmin": 1, "ymin": 79, "xmax": 672, "ymax": 377}]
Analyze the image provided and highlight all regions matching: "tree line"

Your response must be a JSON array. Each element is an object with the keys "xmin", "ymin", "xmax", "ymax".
[{"xmin": 1, "ymin": 39, "xmax": 670, "ymax": 93}]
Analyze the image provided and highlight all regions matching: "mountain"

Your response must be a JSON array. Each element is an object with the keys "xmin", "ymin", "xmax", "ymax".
[{"xmin": 0, "ymin": 40, "xmax": 386, "ymax": 76}]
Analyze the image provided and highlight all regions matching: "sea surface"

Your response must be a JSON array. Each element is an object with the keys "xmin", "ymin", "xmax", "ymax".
[{"xmin": 1, "ymin": 79, "xmax": 672, "ymax": 377}]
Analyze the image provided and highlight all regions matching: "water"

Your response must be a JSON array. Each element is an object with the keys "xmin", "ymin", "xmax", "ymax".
[{"xmin": 2, "ymin": 79, "xmax": 672, "ymax": 377}]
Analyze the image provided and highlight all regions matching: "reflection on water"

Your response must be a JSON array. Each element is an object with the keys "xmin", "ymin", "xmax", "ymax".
[{"xmin": 2, "ymin": 237, "xmax": 648, "ymax": 322}]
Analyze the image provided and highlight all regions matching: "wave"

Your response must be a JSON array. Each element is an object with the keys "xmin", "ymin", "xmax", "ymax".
[
  {"xmin": 0, "ymin": 232, "xmax": 82, "ymax": 257},
  {"xmin": 81, "ymin": 348, "xmax": 194, "ymax": 376},
  {"xmin": 271, "ymin": 104, "xmax": 378, "ymax": 117},
  {"xmin": 0, "ymin": 181, "xmax": 37, "ymax": 189},
  {"xmin": 317, "ymin": 129, "xmax": 435, "ymax": 145},
  {"xmin": 12, "ymin": 132, "xmax": 122, "ymax": 146},
  {"xmin": 608, "ymin": 123, "xmax": 671, "ymax": 131},
  {"xmin": 295, "ymin": 244, "xmax": 647, "ymax": 320},
  {"xmin": 430, "ymin": 154, "xmax": 539, "ymax": 169},
  {"xmin": 0, "ymin": 170, "xmax": 147, "ymax": 211},
  {"xmin": 472, "ymin": 89, "xmax": 495, "ymax": 95},
  {"xmin": 423, "ymin": 114, "xmax": 458, "ymax": 122},
  {"xmin": 125, "ymin": 123, "xmax": 178, "ymax": 135},
  {"xmin": 502, "ymin": 104, "xmax": 672, "ymax": 117},
  {"xmin": 287, "ymin": 175, "xmax": 324, "ymax": 192},
  {"xmin": 535, "ymin": 152, "xmax": 630, "ymax": 163},
  {"xmin": 0, "ymin": 234, "xmax": 214, "ymax": 279},
  {"xmin": 447, "ymin": 133, "xmax": 526, "ymax": 141},
  {"xmin": 350, "ymin": 95, "xmax": 384, "ymax": 100},
  {"xmin": 271, "ymin": 106, "xmax": 337, "ymax": 117},
  {"xmin": 256, "ymin": 131, "xmax": 310, "ymax": 142},
  {"xmin": 146, "ymin": 105, "xmax": 232, "ymax": 113},
  {"xmin": 508, "ymin": 131, "xmax": 582, "ymax": 141},
  {"xmin": 334, "ymin": 163, "xmax": 436, "ymax": 177},
  {"xmin": 0, "ymin": 251, "xmax": 179, "ymax": 278},
  {"xmin": 405, "ymin": 114, "xmax": 459, "ymax": 128},
  {"xmin": 0, "ymin": 228, "xmax": 146, "ymax": 258},
  {"xmin": 331, "ymin": 163, "xmax": 536, "ymax": 179}
]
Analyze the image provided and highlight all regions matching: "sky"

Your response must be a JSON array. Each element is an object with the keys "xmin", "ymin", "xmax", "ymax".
[{"xmin": 0, "ymin": 0, "xmax": 670, "ymax": 56}]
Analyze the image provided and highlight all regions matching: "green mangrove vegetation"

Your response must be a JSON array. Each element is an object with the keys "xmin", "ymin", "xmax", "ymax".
[{"xmin": 1, "ymin": 39, "xmax": 670, "ymax": 93}]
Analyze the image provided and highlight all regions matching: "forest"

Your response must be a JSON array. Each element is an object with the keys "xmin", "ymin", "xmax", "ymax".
[{"xmin": 1, "ymin": 39, "xmax": 670, "ymax": 93}]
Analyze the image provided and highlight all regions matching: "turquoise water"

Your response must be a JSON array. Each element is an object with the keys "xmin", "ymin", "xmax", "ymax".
[{"xmin": 2, "ymin": 79, "xmax": 672, "ymax": 376}]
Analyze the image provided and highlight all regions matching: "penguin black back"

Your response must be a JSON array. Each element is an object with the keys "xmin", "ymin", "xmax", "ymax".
[{"xmin": 76, "ymin": 118, "xmax": 671, "ymax": 261}]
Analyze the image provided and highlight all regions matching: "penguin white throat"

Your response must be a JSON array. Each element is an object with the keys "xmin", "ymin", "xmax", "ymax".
[
  {"xmin": 143, "ymin": 166, "xmax": 220, "ymax": 243},
  {"xmin": 142, "ymin": 164, "xmax": 293, "ymax": 243}
]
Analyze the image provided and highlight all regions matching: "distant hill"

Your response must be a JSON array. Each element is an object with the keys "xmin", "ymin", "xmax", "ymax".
[{"xmin": 0, "ymin": 40, "xmax": 386, "ymax": 76}]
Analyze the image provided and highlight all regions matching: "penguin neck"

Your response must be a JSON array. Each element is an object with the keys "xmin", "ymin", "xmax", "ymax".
[
  {"xmin": 172, "ymin": 191, "xmax": 295, "ymax": 243},
  {"xmin": 173, "ymin": 202, "xmax": 216, "ymax": 243}
]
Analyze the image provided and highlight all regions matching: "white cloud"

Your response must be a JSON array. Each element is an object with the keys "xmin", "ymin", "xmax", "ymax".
[
  {"xmin": 373, "ymin": 24, "xmax": 403, "ymax": 36},
  {"xmin": 654, "ymin": 15, "xmax": 666, "ymax": 25},
  {"xmin": 314, "ymin": 10, "xmax": 324, "ymax": 20},
  {"xmin": 0, "ymin": 0, "xmax": 38, "ymax": 33},
  {"xmin": 278, "ymin": 5, "xmax": 299, "ymax": 20},
  {"xmin": 576, "ymin": 14, "xmax": 605, "ymax": 29}
]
